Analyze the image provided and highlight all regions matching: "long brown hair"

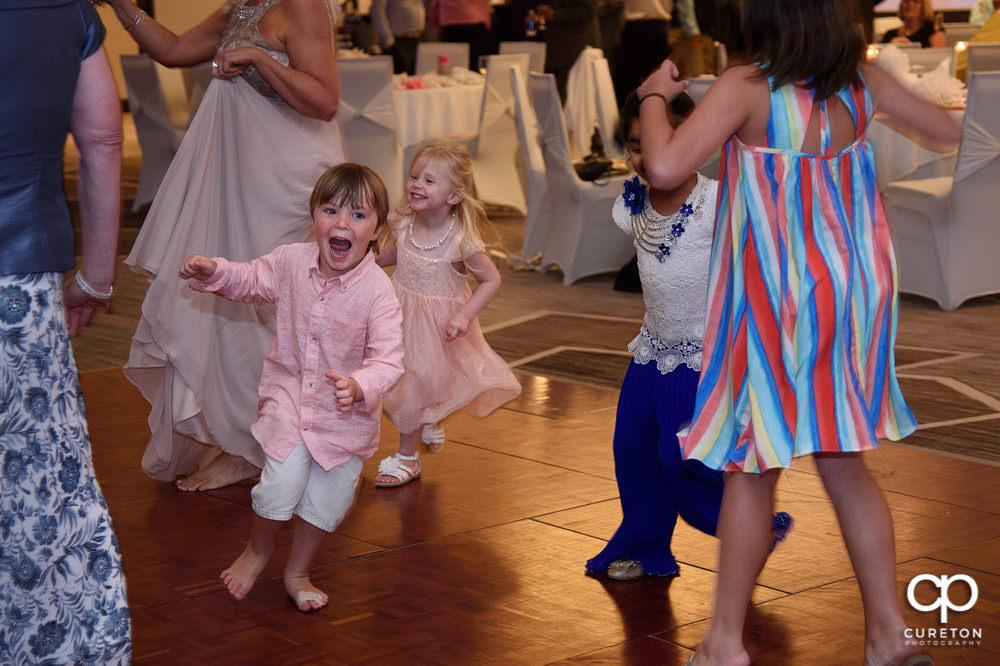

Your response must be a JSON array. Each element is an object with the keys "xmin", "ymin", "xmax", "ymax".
[{"xmin": 742, "ymin": 0, "xmax": 865, "ymax": 100}]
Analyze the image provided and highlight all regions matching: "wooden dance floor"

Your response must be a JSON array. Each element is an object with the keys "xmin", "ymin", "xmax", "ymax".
[{"xmin": 71, "ymin": 119, "xmax": 999, "ymax": 664}]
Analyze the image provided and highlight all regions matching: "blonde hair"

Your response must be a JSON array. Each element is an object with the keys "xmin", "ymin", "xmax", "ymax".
[
  {"xmin": 310, "ymin": 162, "xmax": 391, "ymax": 254},
  {"xmin": 395, "ymin": 141, "xmax": 502, "ymax": 260},
  {"xmin": 899, "ymin": 0, "xmax": 935, "ymax": 23}
]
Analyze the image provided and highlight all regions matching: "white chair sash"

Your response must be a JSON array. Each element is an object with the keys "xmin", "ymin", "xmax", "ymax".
[{"xmin": 954, "ymin": 117, "xmax": 1000, "ymax": 182}]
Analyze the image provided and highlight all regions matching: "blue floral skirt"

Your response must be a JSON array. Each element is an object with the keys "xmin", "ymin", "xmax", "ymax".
[{"xmin": 0, "ymin": 273, "xmax": 131, "ymax": 664}]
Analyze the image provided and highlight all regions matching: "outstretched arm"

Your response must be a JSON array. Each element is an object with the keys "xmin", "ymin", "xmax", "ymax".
[
  {"xmin": 65, "ymin": 47, "xmax": 122, "ymax": 337},
  {"xmin": 446, "ymin": 251, "xmax": 500, "ymax": 341}
]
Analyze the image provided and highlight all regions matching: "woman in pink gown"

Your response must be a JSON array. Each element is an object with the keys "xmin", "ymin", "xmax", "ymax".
[{"xmin": 101, "ymin": 0, "xmax": 346, "ymax": 490}]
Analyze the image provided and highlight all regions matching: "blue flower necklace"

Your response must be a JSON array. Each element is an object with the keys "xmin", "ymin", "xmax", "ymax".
[{"xmin": 623, "ymin": 176, "xmax": 694, "ymax": 262}]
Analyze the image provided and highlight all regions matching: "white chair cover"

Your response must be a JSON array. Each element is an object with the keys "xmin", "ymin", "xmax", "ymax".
[
  {"xmin": 686, "ymin": 76, "xmax": 715, "ymax": 104},
  {"xmin": 906, "ymin": 47, "xmax": 956, "ymax": 77},
  {"xmin": 121, "ymin": 54, "xmax": 188, "ymax": 211},
  {"xmin": 499, "ymin": 41, "xmax": 547, "ymax": 73},
  {"xmin": 883, "ymin": 72, "xmax": 1000, "ymax": 310},
  {"xmin": 510, "ymin": 67, "xmax": 552, "ymax": 262},
  {"xmin": 944, "ymin": 22, "xmax": 979, "ymax": 47},
  {"xmin": 182, "ymin": 61, "xmax": 214, "ymax": 119},
  {"xmin": 563, "ymin": 46, "xmax": 604, "ymax": 160},
  {"xmin": 592, "ymin": 57, "xmax": 625, "ymax": 159},
  {"xmin": 873, "ymin": 16, "xmax": 903, "ymax": 42},
  {"xmin": 415, "ymin": 42, "xmax": 471, "ymax": 76},
  {"xmin": 468, "ymin": 53, "xmax": 530, "ymax": 213},
  {"xmin": 967, "ymin": 43, "xmax": 1000, "ymax": 76},
  {"xmin": 526, "ymin": 72, "xmax": 635, "ymax": 284},
  {"xmin": 335, "ymin": 56, "xmax": 403, "ymax": 201}
]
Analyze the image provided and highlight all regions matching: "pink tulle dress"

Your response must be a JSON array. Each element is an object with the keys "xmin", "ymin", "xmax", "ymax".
[{"xmin": 382, "ymin": 218, "xmax": 521, "ymax": 434}]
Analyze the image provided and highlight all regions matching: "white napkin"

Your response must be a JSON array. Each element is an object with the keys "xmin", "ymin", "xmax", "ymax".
[
  {"xmin": 874, "ymin": 44, "xmax": 966, "ymax": 107},
  {"xmin": 910, "ymin": 59, "xmax": 967, "ymax": 107},
  {"xmin": 874, "ymin": 44, "xmax": 919, "ymax": 87}
]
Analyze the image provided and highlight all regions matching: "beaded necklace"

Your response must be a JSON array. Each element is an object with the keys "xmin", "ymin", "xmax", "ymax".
[
  {"xmin": 409, "ymin": 212, "xmax": 456, "ymax": 251},
  {"xmin": 622, "ymin": 176, "xmax": 694, "ymax": 262}
]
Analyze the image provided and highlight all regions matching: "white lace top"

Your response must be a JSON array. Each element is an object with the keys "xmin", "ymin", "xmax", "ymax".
[{"xmin": 612, "ymin": 172, "xmax": 718, "ymax": 374}]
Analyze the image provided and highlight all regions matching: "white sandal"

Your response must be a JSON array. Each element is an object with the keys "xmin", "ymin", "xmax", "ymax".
[
  {"xmin": 421, "ymin": 423, "xmax": 445, "ymax": 453},
  {"xmin": 374, "ymin": 453, "xmax": 421, "ymax": 488}
]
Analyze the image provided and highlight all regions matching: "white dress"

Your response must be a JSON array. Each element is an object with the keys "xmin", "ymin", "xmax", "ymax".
[{"xmin": 124, "ymin": 0, "xmax": 346, "ymax": 479}]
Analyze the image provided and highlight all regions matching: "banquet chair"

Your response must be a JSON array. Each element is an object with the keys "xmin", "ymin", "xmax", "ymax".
[
  {"xmin": 564, "ymin": 47, "xmax": 605, "ymax": 160},
  {"xmin": 907, "ymin": 47, "xmax": 957, "ymax": 77},
  {"xmin": 121, "ymin": 54, "xmax": 189, "ymax": 211},
  {"xmin": 404, "ymin": 53, "xmax": 530, "ymax": 214},
  {"xmin": 499, "ymin": 41, "xmax": 547, "ymax": 73},
  {"xmin": 415, "ymin": 42, "xmax": 470, "ymax": 75},
  {"xmin": 592, "ymin": 57, "xmax": 625, "ymax": 159},
  {"xmin": 882, "ymin": 71, "xmax": 1000, "ymax": 310},
  {"xmin": 526, "ymin": 72, "xmax": 635, "ymax": 284},
  {"xmin": 967, "ymin": 44, "xmax": 1000, "ymax": 76},
  {"xmin": 686, "ymin": 76, "xmax": 715, "ymax": 104},
  {"xmin": 510, "ymin": 66, "xmax": 553, "ymax": 262},
  {"xmin": 334, "ymin": 56, "xmax": 403, "ymax": 201},
  {"xmin": 944, "ymin": 23, "xmax": 979, "ymax": 47},
  {"xmin": 182, "ymin": 60, "xmax": 214, "ymax": 118}
]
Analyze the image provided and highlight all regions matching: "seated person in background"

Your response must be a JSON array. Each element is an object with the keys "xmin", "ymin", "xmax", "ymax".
[{"xmin": 881, "ymin": 0, "xmax": 945, "ymax": 47}]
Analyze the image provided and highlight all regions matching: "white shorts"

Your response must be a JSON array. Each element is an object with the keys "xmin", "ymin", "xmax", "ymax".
[{"xmin": 251, "ymin": 442, "xmax": 363, "ymax": 532}]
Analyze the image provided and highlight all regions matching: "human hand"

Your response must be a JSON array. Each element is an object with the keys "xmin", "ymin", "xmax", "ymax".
[
  {"xmin": 637, "ymin": 59, "xmax": 689, "ymax": 102},
  {"xmin": 63, "ymin": 277, "xmax": 111, "ymax": 338},
  {"xmin": 179, "ymin": 254, "xmax": 217, "ymax": 280},
  {"xmin": 889, "ymin": 35, "xmax": 912, "ymax": 44},
  {"xmin": 325, "ymin": 370, "xmax": 362, "ymax": 412},
  {"xmin": 213, "ymin": 47, "xmax": 258, "ymax": 79},
  {"xmin": 444, "ymin": 314, "xmax": 469, "ymax": 341}
]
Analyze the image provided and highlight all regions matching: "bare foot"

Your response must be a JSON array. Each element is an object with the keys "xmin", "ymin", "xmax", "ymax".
[
  {"xmin": 689, "ymin": 647, "xmax": 751, "ymax": 666},
  {"xmin": 220, "ymin": 545, "xmax": 271, "ymax": 600},
  {"xmin": 285, "ymin": 574, "xmax": 328, "ymax": 612},
  {"xmin": 176, "ymin": 450, "xmax": 260, "ymax": 492}
]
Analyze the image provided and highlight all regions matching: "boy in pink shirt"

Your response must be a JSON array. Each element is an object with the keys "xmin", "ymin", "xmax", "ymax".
[{"xmin": 180, "ymin": 163, "xmax": 404, "ymax": 612}]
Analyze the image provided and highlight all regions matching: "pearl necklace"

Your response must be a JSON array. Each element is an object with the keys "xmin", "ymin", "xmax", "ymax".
[{"xmin": 409, "ymin": 213, "xmax": 456, "ymax": 251}]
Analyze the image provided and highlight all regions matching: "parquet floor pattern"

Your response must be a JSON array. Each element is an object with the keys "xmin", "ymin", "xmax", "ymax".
[{"xmin": 68, "ymin": 115, "xmax": 1000, "ymax": 664}]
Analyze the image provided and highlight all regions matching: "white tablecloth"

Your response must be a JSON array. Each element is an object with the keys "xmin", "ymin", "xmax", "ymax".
[
  {"xmin": 392, "ymin": 84, "xmax": 484, "ymax": 148},
  {"xmin": 868, "ymin": 109, "xmax": 963, "ymax": 187}
]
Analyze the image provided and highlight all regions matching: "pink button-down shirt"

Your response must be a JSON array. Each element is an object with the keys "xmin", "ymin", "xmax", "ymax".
[{"xmin": 192, "ymin": 244, "xmax": 404, "ymax": 470}]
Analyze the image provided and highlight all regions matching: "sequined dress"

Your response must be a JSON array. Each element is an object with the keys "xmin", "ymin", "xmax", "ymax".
[
  {"xmin": 382, "ymin": 220, "xmax": 521, "ymax": 433},
  {"xmin": 586, "ymin": 174, "xmax": 724, "ymax": 576},
  {"xmin": 124, "ymin": 0, "xmax": 345, "ymax": 479},
  {"xmin": 679, "ymin": 74, "xmax": 917, "ymax": 473}
]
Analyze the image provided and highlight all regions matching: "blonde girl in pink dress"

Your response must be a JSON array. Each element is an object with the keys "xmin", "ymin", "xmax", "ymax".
[{"xmin": 374, "ymin": 142, "xmax": 522, "ymax": 487}]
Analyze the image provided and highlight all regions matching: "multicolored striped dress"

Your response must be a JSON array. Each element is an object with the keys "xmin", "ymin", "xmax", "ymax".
[{"xmin": 678, "ymin": 73, "xmax": 918, "ymax": 473}]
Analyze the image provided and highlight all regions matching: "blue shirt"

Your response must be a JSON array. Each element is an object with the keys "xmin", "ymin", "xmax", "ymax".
[{"xmin": 0, "ymin": 0, "xmax": 106, "ymax": 275}]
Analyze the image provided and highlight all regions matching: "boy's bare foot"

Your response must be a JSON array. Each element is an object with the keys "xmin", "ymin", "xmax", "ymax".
[
  {"xmin": 285, "ymin": 574, "xmax": 328, "ymax": 612},
  {"xmin": 176, "ymin": 449, "xmax": 259, "ymax": 491},
  {"xmin": 220, "ymin": 546, "xmax": 270, "ymax": 600}
]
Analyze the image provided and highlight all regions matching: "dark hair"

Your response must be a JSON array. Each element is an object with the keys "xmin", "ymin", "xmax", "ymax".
[
  {"xmin": 741, "ymin": 0, "xmax": 865, "ymax": 100},
  {"xmin": 309, "ymin": 163, "xmax": 390, "ymax": 252},
  {"xmin": 620, "ymin": 89, "xmax": 696, "ymax": 139}
]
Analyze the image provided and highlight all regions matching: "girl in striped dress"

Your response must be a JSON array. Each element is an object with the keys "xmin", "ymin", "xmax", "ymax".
[{"xmin": 635, "ymin": 1, "xmax": 960, "ymax": 664}]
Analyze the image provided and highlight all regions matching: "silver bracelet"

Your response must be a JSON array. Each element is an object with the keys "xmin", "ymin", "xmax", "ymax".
[
  {"xmin": 125, "ymin": 9, "xmax": 146, "ymax": 32},
  {"xmin": 75, "ymin": 272, "xmax": 115, "ymax": 300}
]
